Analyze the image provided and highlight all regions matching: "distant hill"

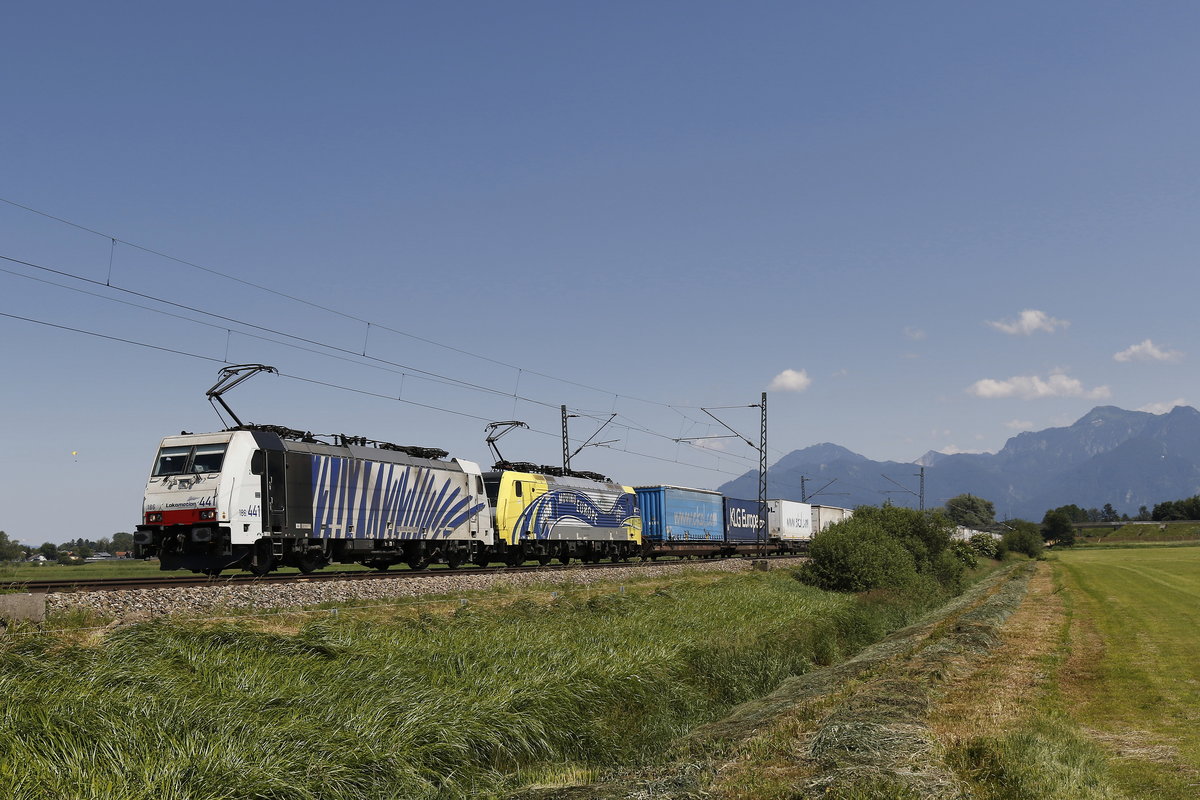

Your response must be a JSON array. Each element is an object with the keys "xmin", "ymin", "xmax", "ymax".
[{"xmin": 716, "ymin": 405, "xmax": 1200, "ymax": 520}]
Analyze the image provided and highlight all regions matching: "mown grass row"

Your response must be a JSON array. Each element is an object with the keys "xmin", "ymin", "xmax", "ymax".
[
  {"xmin": 946, "ymin": 546, "xmax": 1200, "ymax": 800},
  {"xmin": 0, "ymin": 568, "xmax": 944, "ymax": 800}
]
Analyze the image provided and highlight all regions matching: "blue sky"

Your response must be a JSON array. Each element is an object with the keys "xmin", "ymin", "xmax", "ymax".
[{"xmin": 2, "ymin": 2, "xmax": 1198, "ymax": 543}]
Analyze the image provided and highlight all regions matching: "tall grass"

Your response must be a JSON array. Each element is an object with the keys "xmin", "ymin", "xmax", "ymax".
[{"xmin": 0, "ymin": 569, "xmax": 938, "ymax": 800}]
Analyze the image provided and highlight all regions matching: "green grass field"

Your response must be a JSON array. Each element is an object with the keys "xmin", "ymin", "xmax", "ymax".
[{"xmin": 1052, "ymin": 547, "xmax": 1200, "ymax": 796}]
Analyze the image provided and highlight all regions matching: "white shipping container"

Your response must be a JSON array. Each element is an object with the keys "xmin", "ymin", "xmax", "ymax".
[
  {"xmin": 811, "ymin": 504, "xmax": 853, "ymax": 533},
  {"xmin": 768, "ymin": 499, "xmax": 813, "ymax": 541}
]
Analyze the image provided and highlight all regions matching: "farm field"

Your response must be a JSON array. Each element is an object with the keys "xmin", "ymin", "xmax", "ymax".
[
  {"xmin": 1050, "ymin": 547, "xmax": 1200, "ymax": 796},
  {"xmin": 927, "ymin": 546, "xmax": 1200, "ymax": 799},
  {"xmin": 538, "ymin": 547, "xmax": 1200, "ymax": 798}
]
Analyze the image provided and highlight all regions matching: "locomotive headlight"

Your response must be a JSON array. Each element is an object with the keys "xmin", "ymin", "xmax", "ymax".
[
  {"xmin": 146, "ymin": 512, "xmax": 163, "ymax": 523},
  {"xmin": 199, "ymin": 510, "xmax": 216, "ymax": 520}
]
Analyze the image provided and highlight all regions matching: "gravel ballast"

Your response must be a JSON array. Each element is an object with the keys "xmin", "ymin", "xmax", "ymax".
[{"xmin": 46, "ymin": 558, "xmax": 795, "ymax": 623}]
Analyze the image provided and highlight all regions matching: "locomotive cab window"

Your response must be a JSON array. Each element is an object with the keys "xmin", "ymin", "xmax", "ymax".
[
  {"xmin": 153, "ymin": 444, "xmax": 228, "ymax": 476},
  {"xmin": 153, "ymin": 446, "xmax": 192, "ymax": 476},
  {"xmin": 191, "ymin": 444, "xmax": 226, "ymax": 473}
]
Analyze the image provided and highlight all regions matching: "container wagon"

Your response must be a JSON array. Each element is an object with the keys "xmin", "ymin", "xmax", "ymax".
[
  {"xmin": 636, "ymin": 485, "xmax": 725, "ymax": 558},
  {"xmin": 723, "ymin": 496, "xmax": 776, "ymax": 554},
  {"xmin": 811, "ymin": 504, "xmax": 853, "ymax": 534},
  {"xmin": 768, "ymin": 498, "xmax": 813, "ymax": 552}
]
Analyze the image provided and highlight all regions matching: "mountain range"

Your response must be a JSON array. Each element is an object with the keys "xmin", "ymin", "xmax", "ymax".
[{"xmin": 715, "ymin": 405, "xmax": 1200, "ymax": 520}]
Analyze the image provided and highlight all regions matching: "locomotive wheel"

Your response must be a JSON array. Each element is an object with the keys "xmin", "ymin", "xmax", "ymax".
[
  {"xmin": 202, "ymin": 568, "xmax": 223, "ymax": 577},
  {"xmin": 445, "ymin": 552, "xmax": 464, "ymax": 570},
  {"xmin": 558, "ymin": 554, "xmax": 571, "ymax": 565},
  {"xmin": 368, "ymin": 560, "xmax": 390, "ymax": 572},
  {"xmin": 407, "ymin": 555, "xmax": 431, "ymax": 571},
  {"xmin": 537, "ymin": 553, "xmax": 552, "ymax": 567},
  {"xmin": 297, "ymin": 554, "xmax": 326, "ymax": 574}
]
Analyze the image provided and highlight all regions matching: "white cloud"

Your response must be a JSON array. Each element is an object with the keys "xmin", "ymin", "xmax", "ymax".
[
  {"xmin": 986, "ymin": 309, "xmax": 1069, "ymax": 336},
  {"xmin": 832, "ymin": 368, "xmax": 849, "ymax": 377},
  {"xmin": 1004, "ymin": 419, "xmax": 1035, "ymax": 431},
  {"xmin": 967, "ymin": 371, "xmax": 1110, "ymax": 400},
  {"xmin": 768, "ymin": 368, "xmax": 812, "ymax": 392},
  {"xmin": 1113, "ymin": 339, "xmax": 1183, "ymax": 363},
  {"xmin": 903, "ymin": 326, "xmax": 926, "ymax": 341},
  {"xmin": 1138, "ymin": 398, "xmax": 1188, "ymax": 414},
  {"xmin": 690, "ymin": 437, "xmax": 728, "ymax": 452}
]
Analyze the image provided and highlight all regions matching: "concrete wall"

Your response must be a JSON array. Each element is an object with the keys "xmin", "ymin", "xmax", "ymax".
[{"xmin": 0, "ymin": 592, "xmax": 47, "ymax": 623}]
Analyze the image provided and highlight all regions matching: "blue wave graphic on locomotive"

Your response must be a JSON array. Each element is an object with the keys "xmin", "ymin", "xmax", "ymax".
[
  {"xmin": 312, "ymin": 456, "xmax": 485, "ymax": 539},
  {"xmin": 512, "ymin": 488, "xmax": 638, "ymax": 539}
]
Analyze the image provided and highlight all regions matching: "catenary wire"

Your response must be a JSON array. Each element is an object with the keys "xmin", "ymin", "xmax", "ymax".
[
  {"xmin": 0, "ymin": 252, "xmax": 759, "ymax": 469},
  {"xmin": 0, "ymin": 309, "xmax": 747, "ymax": 478},
  {"xmin": 0, "ymin": 196, "xmax": 747, "ymax": 410}
]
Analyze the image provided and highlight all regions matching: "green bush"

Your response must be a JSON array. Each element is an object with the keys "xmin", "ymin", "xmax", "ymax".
[
  {"xmin": 798, "ymin": 521, "xmax": 918, "ymax": 592},
  {"xmin": 949, "ymin": 539, "xmax": 979, "ymax": 570},
  {"xmin": 844, "ymin": 505, "xmax": 954, "ymax": 571},
  {"xmin": 1001, "ymin": 527, "xmax": 1044, "ymax": 558},
  {"xmin": 932, "ymin": 549, "xmax": 968, "ymax": 593},
  {"xmin": 968, "ymin": 533, "xmax": 999, "ymax": 559}
]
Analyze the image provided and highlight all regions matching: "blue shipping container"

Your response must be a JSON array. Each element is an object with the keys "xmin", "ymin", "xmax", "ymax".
[
  {"xmin": 636, "ymin": 486, "xmax": 724, "ymax": 542},
  {"xmin": 723, "ymin": 497, "xmax": 765, "ymax": 543}
]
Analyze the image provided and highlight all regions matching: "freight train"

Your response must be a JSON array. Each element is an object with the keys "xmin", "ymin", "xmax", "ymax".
[
  {"xmin": 133, "ymin": 368, "xmax": 850, "ymax": 574},
  {"xmin": 134, "ymin": 423, "xmax": 852, "ymax": 574}
]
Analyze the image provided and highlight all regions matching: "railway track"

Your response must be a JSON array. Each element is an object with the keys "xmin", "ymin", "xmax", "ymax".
[{"xmin": 8, "ymin": 555, "xmax": 798, "ymax": 594}]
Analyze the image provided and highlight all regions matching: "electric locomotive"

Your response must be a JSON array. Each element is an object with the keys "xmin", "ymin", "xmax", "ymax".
[{"xmin": 135, "ymin": 426, "xmax": 492, "ymax": 575}]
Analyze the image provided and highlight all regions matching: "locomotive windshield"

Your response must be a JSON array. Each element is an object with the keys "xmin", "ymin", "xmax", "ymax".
[
  {"xmin": 153, "ymin": 444, "xmax": 228, "ymax": 476},
  {"xmin": 191, "ymin": 444, "xmax": 226, "ymax": 473}
]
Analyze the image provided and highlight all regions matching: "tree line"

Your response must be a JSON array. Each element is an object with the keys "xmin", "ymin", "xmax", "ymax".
[
  {"xmin": 0, "ymin": 532, "xmax": 135, "ymax": 563},
  {"xmin": 940, "ymin": 491, "xmax": 1200, "ymax": 550}
]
